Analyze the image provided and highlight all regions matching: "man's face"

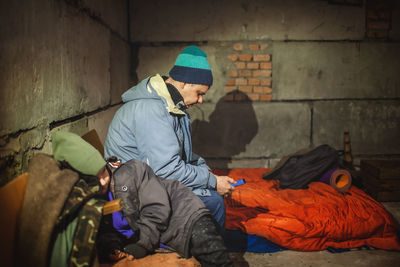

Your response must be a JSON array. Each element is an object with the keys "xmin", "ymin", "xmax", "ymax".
[{"xmin": 180, "ymin": 83, "xmax": 209, "ymax": 108}]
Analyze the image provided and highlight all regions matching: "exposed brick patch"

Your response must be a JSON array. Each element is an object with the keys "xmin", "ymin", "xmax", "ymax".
[
  {"xmin": 224, "ymin": 42, "xmax": 272, "ymax": 102},
  {"xmin": 254, "ymin": 86, "xmax": 272, "ymax": 94},
  {"xmin": 235, "ymin": 62, "xmax": 246, "ymax": 69},
  {"xmin": 367, "ymin": 21, "xmax": 390, "ymax": 30},
  {"xmin": 238, "ymin": 54, "xmax": 253, "ymax": 61},
  {"xmin": 247, "ymin": 93, "xmax": 260, "ymax": 101},
  {"xmin": 223, "ymin": 91, "xmax": 261, "ymax": 102},
  {"xmin": 365, "ymin": 0, "xmax": 392, "ymax": 39},
  {"xmin": 233, "ymin": 43, "xmax": 244, "ymax": 51},
  {"xmin": 224, "ymin": 86, "xmax": 236, "ymax": 92},
  {"xmin": 238, "ymin": 85, "xmax": 253, "ymax": 93},
  {"xmin": 239, "ymin": 70, "xmax": 252, "ymax": 77},
  {"xmin": 223, "ymin": 94, "xmax": 235, "ymax": 101},
  {"xmin": 248, "ymin": 78, "xmax": 260, "ymax": 85},
  {"xmin": 253, "ymin": 70, "xmax": 272, "ymax": 77},
  {"xmin": 248, "ymin": 44, "xmax": 259, "ymax": 51},
  {"xmin": 253, "ymin": 86, "xmax": 263, "ymax": 93},
  {"xmin": 234, "ymin": 93, "xmax": 247, "ymax": 101},
  {"xmin": 228, "ymin": 54, "xmax": 239, "ymax": 61},
  {"xmin": 260, "ymin": 62, "xmax": 272, "ymax": 69},
  {"xmin": 226, "ymin": 79, "xmax": 235, "ymax": 86},
  {"xmin": 260, "ymin": 94, "xmax": 272, "ymax": 101},
  {"xmin": 260, "ymin": 79, "xmax": 272, "ymax": 86},
  {"xmin": 235, "ymin": 78, "xmax": 248, "ymax": 85},
  {"xmin": 247, "ymin": 62, "xmax": 259, "ymax": 69},
  {"xmin": 253, "ymin": 54, "xmax": 271, "ymax": 61},
  {"xmin": 229, "ymin": 70, "xmax": 238, "ymax": 77}
]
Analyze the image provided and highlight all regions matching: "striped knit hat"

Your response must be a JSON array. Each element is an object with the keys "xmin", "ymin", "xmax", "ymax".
[{"xmin": 169, "ymin": 46, "xmax": 213, "ymax": 86}]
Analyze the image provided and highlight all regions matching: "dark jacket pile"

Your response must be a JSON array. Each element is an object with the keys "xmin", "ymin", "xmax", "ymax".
[{"xmin": 113, "ymin": 158, "xmax": 210, "ymax": 257}]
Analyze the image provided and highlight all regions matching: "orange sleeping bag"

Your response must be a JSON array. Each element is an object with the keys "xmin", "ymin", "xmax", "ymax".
[{"xmin": 215, "ymin": 168, "xmax": 400, "ymax": 251}]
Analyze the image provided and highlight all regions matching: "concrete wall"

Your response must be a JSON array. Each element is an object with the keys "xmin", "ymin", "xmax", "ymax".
[
  {"xmin": 0, "ymin": 0, "xmax": 131, "ymax": 185},
  {"xmin": 131, "ymin": 0, "xmax": 365, "ymax": 41},
  {"xmin": 131, "ymin": 0, "xmax": 400, "ymax": 169},
  {"xmin": 1, "ymin": 0, "xmax": 399, "ymax": 185}
]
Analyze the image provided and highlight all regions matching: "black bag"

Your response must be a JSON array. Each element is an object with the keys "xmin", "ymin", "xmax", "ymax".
[{"xmin": 262, "ymin": 144, "xmax": 340, "ymax": 189}]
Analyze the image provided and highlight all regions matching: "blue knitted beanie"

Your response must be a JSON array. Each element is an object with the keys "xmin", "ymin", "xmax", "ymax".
[{"xmin": 169, "ymin": 46, "xmax": 213, "ymax": 86}]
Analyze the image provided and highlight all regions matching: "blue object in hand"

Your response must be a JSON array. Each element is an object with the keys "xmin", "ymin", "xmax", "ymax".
[{"xmin": 230, "ymin": 179, "xmax": 246, "ymax": 187}]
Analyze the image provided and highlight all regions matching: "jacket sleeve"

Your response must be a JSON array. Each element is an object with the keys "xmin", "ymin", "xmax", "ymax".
[
  {"xmin": 189, "ymin": 152, "xmax": 208, "ymax": 167},
  {"xmin": 115, "ymin": 160, "xmax": 171, "ymax": 252},
  {"xmin": 133, "ymin": 100, "xmax": 216, "ymax": 190}
]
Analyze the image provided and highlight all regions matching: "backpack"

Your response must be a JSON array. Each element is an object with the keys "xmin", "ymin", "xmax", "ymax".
[{"xmin": 262, "ymin": 144, "xmax": 340, "ymax": 189}]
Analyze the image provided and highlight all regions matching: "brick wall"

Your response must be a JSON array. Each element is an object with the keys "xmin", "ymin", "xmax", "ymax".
[
  {"xmin": 224, "ymin": 43, "xmax": 272, "ymax": 102},
  {"xmin": 366, "ymin": 0, "xmax": 392, "ymax": 39}
]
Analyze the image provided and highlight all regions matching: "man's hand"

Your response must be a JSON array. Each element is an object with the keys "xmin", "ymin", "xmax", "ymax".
[
  {"xmin": 109, "ymin": 249, "xmax": 135, "ymax": 262},
  {"xmin": 215, "ymin": 175, "xmax": 236, "ymax": 197}
]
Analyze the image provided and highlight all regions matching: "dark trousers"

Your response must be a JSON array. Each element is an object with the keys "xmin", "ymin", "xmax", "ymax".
[
  {"xmin": 190, "ymin": 215, "xmax": 233, "ymax": 267},
  {"xmin": 198, "ymin": 190, "xmax": 226, "ymax": 228}
]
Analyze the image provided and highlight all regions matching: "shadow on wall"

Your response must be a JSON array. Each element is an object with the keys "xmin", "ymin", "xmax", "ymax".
[{"xmin": 191, "ymin": 91, "xmax": 258, "ymax": 169}]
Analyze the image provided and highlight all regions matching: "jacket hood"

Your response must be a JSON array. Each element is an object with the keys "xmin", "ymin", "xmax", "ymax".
[
  {"xmin": 121, "ymin": 76, "xmax": 155, "ymax": 103},
  {"xmin": 122, "ymin": 74, "xmax": 185, "ymax": 115}
]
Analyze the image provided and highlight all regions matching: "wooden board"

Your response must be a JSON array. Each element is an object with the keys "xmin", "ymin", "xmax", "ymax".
[
  {"xmin": 360, "ymin": 159, "xmax": 400, "ymax": 180},
  {"xmin": 103, "ymin": 198, "xmax": 122, "ymax": 215},
  {"xmin": 0, "ymin": 173, "xmax": 29, "ymax": 267},
  {"xmin": 363, "ymin": 173, "xmax": 400, "ymax": 191},
  {"xmin": 363, "ymin": 186, "xmax": 400, "ymax": 202},
  {"xmin": 82, "ymin": 129, "xmax": 105, "ymax": 157}
]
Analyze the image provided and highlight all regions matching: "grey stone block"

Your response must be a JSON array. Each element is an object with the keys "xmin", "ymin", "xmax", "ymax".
[
  {"xmin": 0, "ymin": 0, "xmax": 111, "ymax": 135},
  {"xmin": 313, "ymin": 100, "xmax": 400, "ymax": 155},
  {"xmin": 130, "ymin": 0, "xmax": 364, "ymax": 42},
  {"xmin": 136, "ymin": 46, "xmax": 184, "ymax": 80},
  {"xmin": 190, "ymin": 102, "xmax": 311, "ymax": 161},
  {"xmin": 51, "ymin": 117, "xmax": 90, "ymax": 138},
  {"xmin": 82, "ymin": 0, "xmax": 128, "ymax": 39},
  {"xmin": 110, "ymin": 36, "xmax": 131, "ymax": 104},
  {"xmin": 88, "ymin": 105, "xmax": 121, "ymax": 144},
  {"xmin": 273, "ymin": 42, "xmax": 400, "ymax": 100},
  {"xmin": 206, "ymin": 158, "xmax": 269, "ymax": 169},
  {"xmin": 390, "ymin": 3, "xmax": 400, "ymax": 40}
]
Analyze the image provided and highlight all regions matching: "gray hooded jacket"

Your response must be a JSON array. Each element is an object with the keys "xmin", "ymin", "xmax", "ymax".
[
  {"xmin": 113, "ymin": 158, "xmax": 210, "ymax": 257},
  {"xmin": 105, "ymin": 74, "xmax": 216, "ymax": 196}
]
